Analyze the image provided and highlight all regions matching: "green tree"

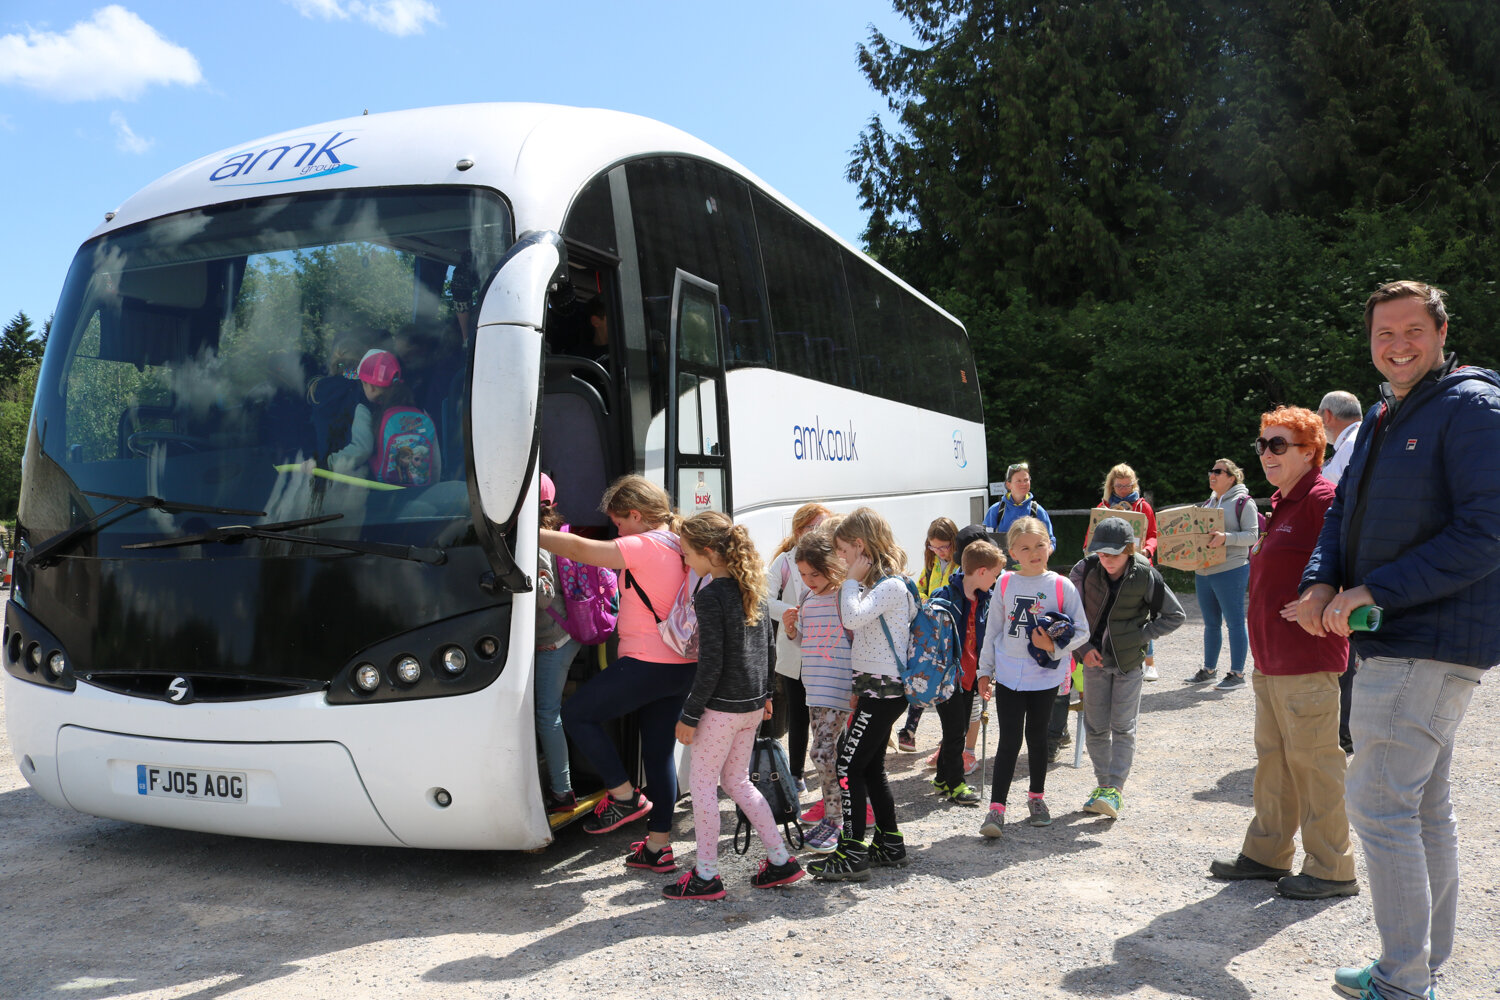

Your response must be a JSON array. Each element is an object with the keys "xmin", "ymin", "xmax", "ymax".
[{"xmin": 0, "ymin": 311, "xmax": 45, "ymax": 386}]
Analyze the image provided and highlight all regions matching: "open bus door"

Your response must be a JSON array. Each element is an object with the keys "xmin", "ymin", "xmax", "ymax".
[{"xmin": 665, "ymin": 270, "xmax": 731, "ymax": 514}]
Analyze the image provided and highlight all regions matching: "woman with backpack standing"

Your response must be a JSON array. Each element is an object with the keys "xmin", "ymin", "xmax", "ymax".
[
  {"xmin": 1190, "ymin": 458, "xmax": 1259, "ymax": 691},
  {"xmin": 540, "ymin": 475, "xmax": 694, "ymax": 872}
]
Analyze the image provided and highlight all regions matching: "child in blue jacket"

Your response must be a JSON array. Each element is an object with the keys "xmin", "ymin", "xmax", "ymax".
[{"xmin": 930, "ymin": 537, "xmax": 1004, "ymax": 805}]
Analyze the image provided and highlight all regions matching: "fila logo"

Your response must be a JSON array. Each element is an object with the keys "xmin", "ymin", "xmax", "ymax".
[
  {"xmin": 167, "ymin": 677, "xmax": 192, "ymax": 703},
  {"xmin": 1406, "ymin": 439, "xmax": 1418, "ymax": 451}
]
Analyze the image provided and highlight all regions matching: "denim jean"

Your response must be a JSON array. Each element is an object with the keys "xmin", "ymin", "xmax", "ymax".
[
  {"xmin": 561, "ymin": 655, "xmax": 697, "ymax": 834},
  {"xmin": 1346, "ymin": 656, "xmax": 1485, "ymax": 1000},
  {"xmin": 1195, "ymin": 563, "xmax": 1249, "ymax": 676},
  {"xmin": 533, "ymin": 639, "xmax": 576, "ymax": 796},
  {"xmin": 1081, "ymin": 664, "xmax": 1144, "ymax": 790}
]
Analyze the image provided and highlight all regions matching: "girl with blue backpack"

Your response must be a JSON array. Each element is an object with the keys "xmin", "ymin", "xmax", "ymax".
[
  {"xmin": 807, "ymin": 507, "xmax": 914, "ymax": 882},
  {"xmin": 664, "ymin": 512, "xmax": 802, "ymax": 900},
  {"xmin": 977, "ymin": 517, "xmax": 1090, "ymax": 839},
  {"xmin": 356, "ymin": 349, "xmax": 441, "ymax": 486}
]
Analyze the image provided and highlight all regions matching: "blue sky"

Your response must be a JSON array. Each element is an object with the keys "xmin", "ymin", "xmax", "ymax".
[{"xmin": 0, "ymin": 1, "xmax": 914, "ymax": 328}]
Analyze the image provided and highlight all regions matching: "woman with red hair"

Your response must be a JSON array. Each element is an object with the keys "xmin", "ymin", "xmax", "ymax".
[{"xmin": 1210, "ymin": 405, "xmax": 1357, "ymax": 901}]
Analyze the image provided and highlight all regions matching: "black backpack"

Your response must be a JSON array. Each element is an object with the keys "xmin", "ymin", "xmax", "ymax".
[{"xmin": 732, "ymin": 732, "xmax": 804, "ymax": 854}]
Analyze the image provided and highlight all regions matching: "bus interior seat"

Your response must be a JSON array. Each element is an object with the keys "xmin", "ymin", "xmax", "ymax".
[{"xmin": 540, "ymin": 356, "xmax": 615, "ymax": 527}]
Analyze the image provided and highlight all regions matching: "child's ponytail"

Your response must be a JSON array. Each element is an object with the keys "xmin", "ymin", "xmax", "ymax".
[{"xmin": 679, "ymin": 511, "xmax": 768, "ymax": 625}]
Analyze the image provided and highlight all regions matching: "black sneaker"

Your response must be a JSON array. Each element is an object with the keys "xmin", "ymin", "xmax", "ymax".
[
  {"xmin": 1215, "ymin": 673, "xmax": 1247, "ymax": 691},
  {"xmin": 624, "ymin": 839, "xmax": 677, "ymax": 873},
  {"xmin": 808, "ymin": 835, "xmax": 870, "ymax": 882},
  {"xmin": 661, "ymin": 869, "xmax": 726, "ymax": 901},
  {"xmin": 945, "ymin": 783, "xmax": 982, "ymax": 807},
  {"xmin": 750, "ymin": 856, "xmax": 804, "ymax": 888},
  {"xmin": 582, "ymin": 788, "xmax": 652, "ymax": 834},
  {"xmin": 545, "ymin": 789, "xmax": 578, "ymax": 815},
  {"xmin": 1188, "ymin": 668, "xmax": 1217, "ymax": 684},
  {"xmin": 1209, "ymin": 852, "xmax": 1292, "ymax": 882},
  {"xmin": 868, "ymin": 828, "xmax": 909, "ymax": 868}
]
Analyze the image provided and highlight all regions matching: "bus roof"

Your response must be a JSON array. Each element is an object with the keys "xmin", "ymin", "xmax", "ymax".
[{"xmin": 91, "ymin": 102, "xmax": 961, "ymax": 330}]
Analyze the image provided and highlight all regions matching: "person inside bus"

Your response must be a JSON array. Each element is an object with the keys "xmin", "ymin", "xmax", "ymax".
[
  {"xmin": 540, "ymin": 475, "xmax": 696, "ymax": 868},
  {"xmin": 584, "ymin": 298, "xmax": 611, "ymax": 366},
  {"xmin": 357, "ymin": 349, "xmax": 441, "ymax": 486}
]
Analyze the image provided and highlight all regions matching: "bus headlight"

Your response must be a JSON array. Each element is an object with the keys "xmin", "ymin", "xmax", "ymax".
[
  {"xmin": 394, "ymin": 656, "xmax": 422, "ymax": 685},
  {"xmin": 353, "ymin": 663, "xmax": 381, "ymax": 692},
  {"xmin": 440, "ymin": 647, "xmax": 467, "ymax": 675},
  {"xmin": 27, "ymin": 643, "xmax": 42, "ymax": 671},
  {"xmin": 47, "ymin": 651, "xmax": 66, "ymax": 678}
]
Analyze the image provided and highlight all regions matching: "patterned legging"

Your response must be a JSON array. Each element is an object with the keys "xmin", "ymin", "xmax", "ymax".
[
  {"xmin": 808, "ymin": 706, "xmax": 850, "ymax": 820},
  {"xmin": 689, "ymin": 708, "xmax": 789, "ymax": 878}
]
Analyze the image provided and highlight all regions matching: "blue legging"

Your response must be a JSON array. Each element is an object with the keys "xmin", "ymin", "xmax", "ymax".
[
  {"xmin": 1195, "ymin": 563, "xmax": 1250, "ymax": 676},
  {"xmin": 561, "ymin": 655, "xmax": 696, "ymax": 834}
]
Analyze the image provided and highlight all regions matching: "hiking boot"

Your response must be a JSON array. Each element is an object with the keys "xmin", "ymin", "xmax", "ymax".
[
  {"xmin": 582, "ymin": 788, "xmax": 651, "ymax": 834},
  {"xmin": 750, "ymin": 856, "xmax": 804, "ymax": 888},
  {"xmin": 1277, "ymin": 873, "xmax": 1360, "ymax": 900},
  {"xmin": 897, "ymin": 728, "xmax": 917, "ymax": 752},
  {"xmin": 869, "ymin": 828, "xmax": 909, "ymax": 868},
  {"xmin": 1027, "ymin": 796, "xmax": 1052, "ymax": 826},
  {"xmin": 979, "ymin": 805, "xmax": 1005, "ymax": 839},
  {"xmin": 803, "ymin": 818, "xmax": 841, "ymax": 854},
  {"xmin": 807, "ymin": 835, "xmax": 870, "ymax": 882},
  {"xmin": 946, "ymin": 782, "xmax": 982, "ymax": 807},
  {"xmin": 661, "ymin": 869, "xmax": 726, "ymax": 901},
  {"xmin": 1188, "ymin": 667, "xmax": 1217, "ymax": 684},
  {"xmin": 1333, "ymin": 961, "xmax": 1437, "ymax": 999},
  {"xmin": 1215, "ymin": 672, "xmax": 1246, "ymax": 691},
  {"xmin": 1208, "ymin": 852, "xmax": 1292, "ymax": 882},
  {"xmin": 623, "ymin": 839, "xmax": 676, "ymax": 873}
]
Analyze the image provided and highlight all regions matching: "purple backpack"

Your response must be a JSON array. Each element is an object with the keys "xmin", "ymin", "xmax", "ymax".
[{"xmin": 546, "ymin": 526, "xmax": 619, "ymax": 645}]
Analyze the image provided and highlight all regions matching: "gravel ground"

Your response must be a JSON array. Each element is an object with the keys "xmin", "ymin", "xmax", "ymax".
[{"xmin": 1, "ymin": 589, "xmax": 1497, "ymax": 1000}]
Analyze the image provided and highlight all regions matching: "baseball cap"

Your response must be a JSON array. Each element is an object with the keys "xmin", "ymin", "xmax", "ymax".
[
  {"xmin": 357, "ymin": 349, "xmax": 402, "ymax": 387},
  {"xmin": 1088, "ymin": 516, "xmax": 1136, "ymax": 555},
  {"xmin": 539, "ymin": 473, "xmax": 556, "ymax": 505}
]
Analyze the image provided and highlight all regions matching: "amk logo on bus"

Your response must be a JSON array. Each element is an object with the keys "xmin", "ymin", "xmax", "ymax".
[
  {"xmin": 792, "ymin": 417, "xmax": 859, "ymax": 463},
  {"xmin": 207, "ymin": 131, "xmax": 360, "ymax": 187}
]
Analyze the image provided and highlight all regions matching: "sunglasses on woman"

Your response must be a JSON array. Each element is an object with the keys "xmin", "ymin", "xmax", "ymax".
[{"xmin": 1253, "ymin": 437, "xmax": 1304, "ymax": 456}]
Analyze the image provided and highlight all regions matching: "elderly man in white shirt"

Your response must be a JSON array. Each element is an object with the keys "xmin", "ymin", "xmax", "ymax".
[{"xmin": 1318, "ymin": 390, "xmax": 1363, "ymax": 487}]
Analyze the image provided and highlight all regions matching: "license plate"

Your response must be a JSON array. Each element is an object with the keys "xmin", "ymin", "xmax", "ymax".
[{"xmin": 135, "ymin": 764, "xmax": 247, "ymax": 804}]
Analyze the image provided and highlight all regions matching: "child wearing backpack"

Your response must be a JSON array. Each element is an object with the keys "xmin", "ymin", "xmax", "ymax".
[
  {"xmin": 767, "ymin": 502, "xmax": 832, "ymax": 793},
  {"xmin": 783, "ymin": 526, "xmax": 853, "ymax": 854},
  {"xmin": 895, "ymin": 516, "xmax": 959, "ymax": 752},
  {"xmin": 930, "ymin": 538, "xmax": 1004, "ymax": 806},
  {"xmin": 1068, "ymin": 516, "xmax": 1186, "ymax": 819},
  {"xmin": 807, "ymin": 507, "xmax": 914, "ymax": 882},
  {"xmin": 533, "ymin": 474, "xmax": 578, "ymax": 815},
  {"xmin": 357, "ymin": 349, "xmax": 441, "ymax": 486},
  {"xmin": 666, "ymin": 512, "xmax": 802, "ymax": 900},
  {"xmin": 977, "ymin": 517, "xmax": 1090, "ymax": 838}
]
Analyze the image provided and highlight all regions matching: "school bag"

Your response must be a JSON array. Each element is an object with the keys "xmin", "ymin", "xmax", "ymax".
[
  {"xmin": 370, "ymin": 406, "xmax": 439, "ymax": 486},
  {"xmin": 546, "ymin": 525, "xmax": 619, "ymax": 645},
  {"xmin": 623, "ymin": 528, "xmax": 705, "ymax": 658},
  {"xmin": 870, "ymin": 577, "xmax": 958, "ymax": 707},
  {"xmin": 732, "ymin": 730, "xmax": 804, "ymax": 854}
]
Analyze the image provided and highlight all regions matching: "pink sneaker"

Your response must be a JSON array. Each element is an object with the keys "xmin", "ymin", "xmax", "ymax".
[
  {"xmin": 925, "ymin": 749, "xmax": 939, "ymax": 768},
  {"xmin": 964, "ymin": 750, "xmax": 978, "ymax": 775},
  {"xmin": 800, "ymin": 800, "xmax": 825, "ymax": 824}
]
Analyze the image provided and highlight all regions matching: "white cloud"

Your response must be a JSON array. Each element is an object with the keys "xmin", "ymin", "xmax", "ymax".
[
  {"xmin": 0, "ymin": 6, "xmax": 202, "ymax": 102},
  {"xmin": 110, "ymin": 110, "xmax": 152, "ymax": 154},
  {"xmin": 288, "ymin": 0, "xmax": 441, "ymax": 36}
]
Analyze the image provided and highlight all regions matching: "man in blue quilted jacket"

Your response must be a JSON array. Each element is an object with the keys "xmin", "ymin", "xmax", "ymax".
[{"xmin": 1297, "ymin": 280, "xmax": 1500, "ymax": 1000}]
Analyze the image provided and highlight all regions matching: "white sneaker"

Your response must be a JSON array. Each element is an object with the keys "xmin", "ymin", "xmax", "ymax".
[{"xmin": 1142, "ymin": 664, "xmax": 1159, "ymax": 681}]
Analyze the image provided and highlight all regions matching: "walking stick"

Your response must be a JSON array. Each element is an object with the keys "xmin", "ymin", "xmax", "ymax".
[{"xmin": 977, "ymin": 695, "xmax": 990, "ymax": 798}]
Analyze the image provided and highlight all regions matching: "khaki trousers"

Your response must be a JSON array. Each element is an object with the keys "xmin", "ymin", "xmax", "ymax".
[{"xmin": 1241, "ymin": 670, "xmax": 1355, "ymax": 881}]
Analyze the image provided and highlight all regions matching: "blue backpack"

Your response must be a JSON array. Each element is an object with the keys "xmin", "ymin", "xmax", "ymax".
[
  {"xmin": 370, "ymin": 406, "xmax": 439, "ymax": 486},
  {"xmin": 876, "ymin": 578, "xmax": 962, "ymax": 707}
]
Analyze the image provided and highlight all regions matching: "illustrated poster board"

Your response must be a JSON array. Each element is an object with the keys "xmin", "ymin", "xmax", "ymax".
[
  {"xmin": 1155, "ymin": 505, "xmax": 1226, "ymax": 571},
  {"xmin": 1083, "ymin": 508, "xmax": 1149, "ymax": 553}
]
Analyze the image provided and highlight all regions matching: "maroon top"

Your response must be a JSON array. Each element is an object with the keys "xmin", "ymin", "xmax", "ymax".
[{"xmin": 1247, "ymin": 470, "xmax": 1349, "ymax": 675}]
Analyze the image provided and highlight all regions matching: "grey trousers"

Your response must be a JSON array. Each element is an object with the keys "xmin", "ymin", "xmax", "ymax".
[{"xmin": 1081, "ymin": 663, "xmax": 1144, "ymax": 790}]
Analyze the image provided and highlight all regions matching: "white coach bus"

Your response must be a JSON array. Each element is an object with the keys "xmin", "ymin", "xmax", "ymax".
[{"xmin": 5, "ymin": 104, "xmax": 987, "ymax": 849}]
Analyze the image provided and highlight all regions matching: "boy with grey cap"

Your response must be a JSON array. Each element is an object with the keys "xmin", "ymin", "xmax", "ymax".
[{"xmin": 1069, "ymin": 517, "xmax": 1185, "ymax": 817}]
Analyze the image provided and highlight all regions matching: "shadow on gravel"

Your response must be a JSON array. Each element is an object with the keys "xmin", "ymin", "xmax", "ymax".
[
  {"xmin": 1139, "ymin": 682, "xmax": 1245, "ymax": 717},
  {"xmin": 1193, "ymin": 767, "xmax": 1255, "ymax": 804},
  {"xmin": 1057, "ymin": 881, "xmax": 1342, "ymax": 1000}
]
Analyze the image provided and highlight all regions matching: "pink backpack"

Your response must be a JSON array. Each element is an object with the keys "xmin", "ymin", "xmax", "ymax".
[{"xmin": 546, "ymin": 526, "xmax": 619, "ymax": 645}]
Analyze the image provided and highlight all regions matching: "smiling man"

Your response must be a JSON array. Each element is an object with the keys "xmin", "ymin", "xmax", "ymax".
[{"xmin": 1297, "ymin": 281, "xmax": 1500, "ymax": 1000}]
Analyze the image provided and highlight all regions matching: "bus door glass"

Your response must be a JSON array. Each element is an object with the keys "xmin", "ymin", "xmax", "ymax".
[{"xmin": 666, "ymin": 270, "xmax": 729, "ymax": 514}]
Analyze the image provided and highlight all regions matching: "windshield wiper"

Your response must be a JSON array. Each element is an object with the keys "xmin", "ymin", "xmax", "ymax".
[
  {"xmin": 25, "ymin": 491, "xmax": 268, "ymax": 570},
  {"xmin": 123, "ymin": 513, "xmax": 447, "ymax": 566}
]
